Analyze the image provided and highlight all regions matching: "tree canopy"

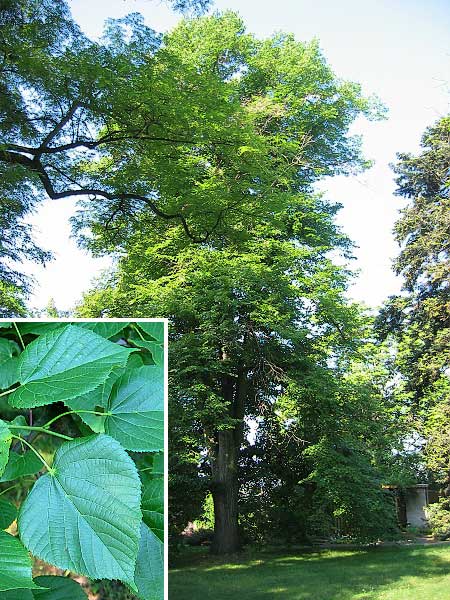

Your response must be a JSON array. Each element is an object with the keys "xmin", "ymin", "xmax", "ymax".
[
  {"xmin": 0, "ymin": 2, "xmax": 383, "ymax": 315},
  {"xmin": 376, "ymin": 115, "xmax": 450, "ymax": 530},
  {"xmin": 74, "ymin": 13, "xmax": 403, "ymax": 553}
]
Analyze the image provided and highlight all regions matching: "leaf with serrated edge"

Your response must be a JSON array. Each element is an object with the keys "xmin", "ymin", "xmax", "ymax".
[
  {"xmin": 9, "ymin": 325, "xmax": 134, "ymax": 409},
  {"xmin": 0, "ymin": 357, "xmax": 19, "ymax": 390},
  {"xmin": 0, "ymin": 531, "xmax": 42, "ymax": 591},
  {"xmin": 152, "ymin": 453, "xmax": 164, "ymax": 476},
  {"xmin": 0, "ymin": 339, "xmax": 15, "ymax": 362},
  {"xmin": 18, "ymin": 435, "xmax": 142, "ymax": 589},
  {"xmin": 141, "ymin": 476, "xmax": 164, "ymax": 541},
  {"xmin": 17, "ymin": 323, "xmax": 63, "ymax": 336},
  {"xmin": 33, "ymin": 576, "xmax": 87, "ymax": 599},
  {"xmin": 0, "ymin": 450, "xmax": 42, "ymax": 482},
  {"xmin": 104, "ymin": 367, "xmax": 164, "ymax": 452},
  {"xmin": 133, "ymin": 523, "xmax": 164, "ymax": 600},
  {"xmin": 0, "ymin": 419, "xmax": 12, "ymax": 477},
  {"xmin": 0, "ymin": 498, "xmax": 17, "ymax": 530},
  {"xmin": 78, "ymin": 322, "xmax": 130, "ymax": 339},
  {"xmin": 137, "ymin": 322, "xmax": 164, "ymax": 343}
]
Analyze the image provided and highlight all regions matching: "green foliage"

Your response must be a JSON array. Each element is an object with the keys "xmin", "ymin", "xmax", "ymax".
[
  {"xmin": 74, "ymin": 11, "xmax": 394, "ymax": 553},
  {"xmin": 9, "ymin": 325, "xmax": 134, "ymax": 408},
  {"xmin": 0, "ymin": 497, "xmax": 17, "ymax": 529},
  {"xmin": 1, "ymin": 2, "xmax": 381, "ymax": 314},
  {"xmin": 0, "ymin": 321, "xmax": 165, "ymax": 599},
  {"xmin": 2, "ymin": 575, "xmax": 88, "ymax": 599},
  {"xmin": 0, "ymin": 530, "xmax": 40, "ymax": 591},
  {"xmin": 19, "ymin": 435, "xmax": 142, "ymax": 588},
  {"xmin": 33, "ymin": 576, "xmax": 88, "ymax": 599},
  {"xmin": 376, "ymin": 115, "xmax": 450, "ymax": 497},
  {"xmin": 427, "ymin": 498, "xmax": 450, "ymax": 540}
]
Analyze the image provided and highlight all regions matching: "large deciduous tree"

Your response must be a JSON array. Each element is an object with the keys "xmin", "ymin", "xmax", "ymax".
[
  {"xmin": 76, "ymin": 13, "xmax": 386, "ymax": 553},
  {"xmin": 0, "ymin": 0, "xmax": 210, "ymax": 314}
]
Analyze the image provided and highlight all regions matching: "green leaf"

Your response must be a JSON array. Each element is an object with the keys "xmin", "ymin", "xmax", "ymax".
[
  {"xmin": 0, "ymin": 339, "xmax": 15, "ymax": 362},
  {"xmin": 103, "ymin": 367, "xmax": 164, "ymax": 452},
  {"xmin": 0, "ymin": 322, "xmax": 12, "ymax": 329},
  {"xmin": 0, "ymin": 531, "xmax": 41, "ymax": 591},
  {"xmin": 127, "ymin": 353, "xmax": 145, "ymax": 369},
  {"xmin": 131, "ymin": 339, "xmax": 164, "ymax": 366},
  {"xmin": 0, "ymin": 339, "xmax": 20, "ymax": 391},
  {"xmin": 1, "ymin": 590, "xmax": 34, "ymax": 600},
  {"xmin": 0, "ymin": 450, "xmax": 43, "ymax": 483},
  {"xmin": 33, "ymin": 576, "xmax": 87, "ymax": 599},
  {"xmin": 9, "ymin": 325, "xmax": 135, "ymax": 409},
  {"xmin": 77, "ymin": 322, "xmax": 130, "ymax": 339},
  {"xmin": 141, "ymin": 475, "xmax": 164, "ymax": 541},
  {"xmin": 65, "ymin": 369, "xmax": 124, "ymax": 433},
  {"xmin": 133, "ymin": 523, "xmax": 164, "ymax": 600},
  {"xmin": 17, "ymin": 322, "xmax": 129, "ymax": 340},
  {"xmin": 0, "ymin": 498, "xmax": 17, "ymax": 530},
  {"xmin": 9, "ymin": 415, "xmax": 29, "ymax": 437},
  {"xmin": 137, "ymin": 322, "xmax": 164, "ymax": 343},
  {"xmin": 16, "ymin": 324, "xmax": 62, "ymax": 336},
  {"xmin": 152, "ymin": 453, "xmax": 164, "ymax": 476},
  {"xmin": 0, "ymin": 419, "xmax": 12, "ymax": 477},
  {"xmin": 0, "ymin": 357, "xmax": 20, "ymax": 390},
  {"xmin": 18, "ymin": 435, "xmax": 142, "ymax": 588}
]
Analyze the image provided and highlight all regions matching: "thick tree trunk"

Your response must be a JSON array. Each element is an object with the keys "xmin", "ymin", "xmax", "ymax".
[
  {"xmin": 210, "ymin": 428, "xmax": 240, "ymax": 554},
  {"xmin": 210, "ymin": 370, "xmax": 248, "ymax": 554}
]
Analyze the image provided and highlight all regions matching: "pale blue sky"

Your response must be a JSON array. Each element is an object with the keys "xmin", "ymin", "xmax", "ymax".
[{"xmin": 23, "ymin": 0, "xmax": 450, "ymax": 312}]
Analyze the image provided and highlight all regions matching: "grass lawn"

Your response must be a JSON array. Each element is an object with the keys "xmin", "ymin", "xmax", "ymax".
[{"xmin": 169, "ymin": 544, "xmax": 450, "ymax": 599}]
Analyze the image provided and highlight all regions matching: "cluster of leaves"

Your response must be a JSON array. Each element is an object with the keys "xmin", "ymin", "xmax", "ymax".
[
  {"xmin": 0, "ymin": 2, "xmax": 381, "ymax": 315},
  {"xmin": 0, "ymin": 320, "xmax": 164, "ymax": 600},
  {"xmin": 237, "ymin": 341, "xmax": 416, "ymax": 545}
]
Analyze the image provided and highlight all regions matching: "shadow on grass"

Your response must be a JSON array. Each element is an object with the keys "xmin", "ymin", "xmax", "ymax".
[{"xmin": 169, "ymin": 545, "xmax": 450, "ymax": 599}]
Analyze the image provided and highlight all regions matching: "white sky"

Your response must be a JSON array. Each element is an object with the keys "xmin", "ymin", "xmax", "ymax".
[{"xmin": 22, "ymin": 0, "xmax": 450, "ymax": 313}]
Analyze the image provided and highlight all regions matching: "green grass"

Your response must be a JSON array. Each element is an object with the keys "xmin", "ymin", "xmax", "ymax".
[{"xmin": 169, "ymin": 544, "xmax": 450, "ymax": 599}]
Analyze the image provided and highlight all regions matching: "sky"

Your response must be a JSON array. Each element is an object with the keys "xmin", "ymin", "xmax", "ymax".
[{"xmin": 22, "ymin": 0, "xmax": 450, "ymax": 312}]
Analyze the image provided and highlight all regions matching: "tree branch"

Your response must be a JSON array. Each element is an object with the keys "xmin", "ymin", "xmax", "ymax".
[
  {"xmin": 36, "ymin": 102, "xmax": 81, "ymax": 156},
  {"xmin": 0, "ymin": 148, "xmax": 217, "ymax": 243}
]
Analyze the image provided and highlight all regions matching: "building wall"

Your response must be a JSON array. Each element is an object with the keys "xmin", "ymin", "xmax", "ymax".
[{"xmin": 405, "ymin": 485, "xmax": 428, "ymax": 528}]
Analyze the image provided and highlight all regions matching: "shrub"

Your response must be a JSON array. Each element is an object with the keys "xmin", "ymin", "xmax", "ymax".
[{"xmin": 427, "ymin": 498, "xmax": 450, "ymax": 540}]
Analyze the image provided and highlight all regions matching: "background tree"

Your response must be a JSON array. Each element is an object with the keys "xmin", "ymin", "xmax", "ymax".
[
  {"xmin": 0, "ymin": 0, "xmax": 210, "ymax": 314},
  {"xmin": 239, "ymin": 340, "xmax": 417, "ymax": 545},
  {"xmin": 376, "ymin": 115, "xmax": 450, "ymax": 531}
]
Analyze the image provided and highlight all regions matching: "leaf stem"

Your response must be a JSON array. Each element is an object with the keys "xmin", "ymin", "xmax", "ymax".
[
  {"xmin": 0, "ymin": 484, "xmax": 20, "ymax": 497},
  {"xmin": 0, "ymin": 480, "xmax": 35, "ymax": 497},
  {"xmin": 13, "ymin": 322, "xmax": 25, "ymax": 350},
  {"xmin": 9, "ymin": 425, "xmax": 73, "ymax": 441},
  {"xmin": 43, "ymin": 410, "xmax": 110, "ymax": 429},
  {"xmin": 131, "ymin": 323, "xmax": 146, "ymax": 342},
  {"xmin": 11, "ymin": 435, "xmax": 54, "ymax": 473},
  {"xmin": 0, "ymin": 386, "xmax": 19, "ymax": 398}
]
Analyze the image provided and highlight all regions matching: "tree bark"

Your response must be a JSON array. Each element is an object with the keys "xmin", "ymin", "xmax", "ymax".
[
  {"xmin": 210, "ymin": 428, "xmax": 240, "ymax": 554},
  {"xmin": 210, "ymin": 370, "xmax": 248, "ymax": 554}
]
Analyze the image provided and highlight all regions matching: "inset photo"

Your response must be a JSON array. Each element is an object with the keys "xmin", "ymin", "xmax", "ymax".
[{"xmin": 0, "ymin": 319, "xmax": 165, "ymax": 600}]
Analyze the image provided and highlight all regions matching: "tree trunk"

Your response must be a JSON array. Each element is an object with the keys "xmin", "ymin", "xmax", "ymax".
[
  {"xmin": 210, "ymin": 428, "xmax": 240, "ymax": 554},
  {"xmin": 210, "ymin": 370, "xmax": 248, "ymax": 554}
]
